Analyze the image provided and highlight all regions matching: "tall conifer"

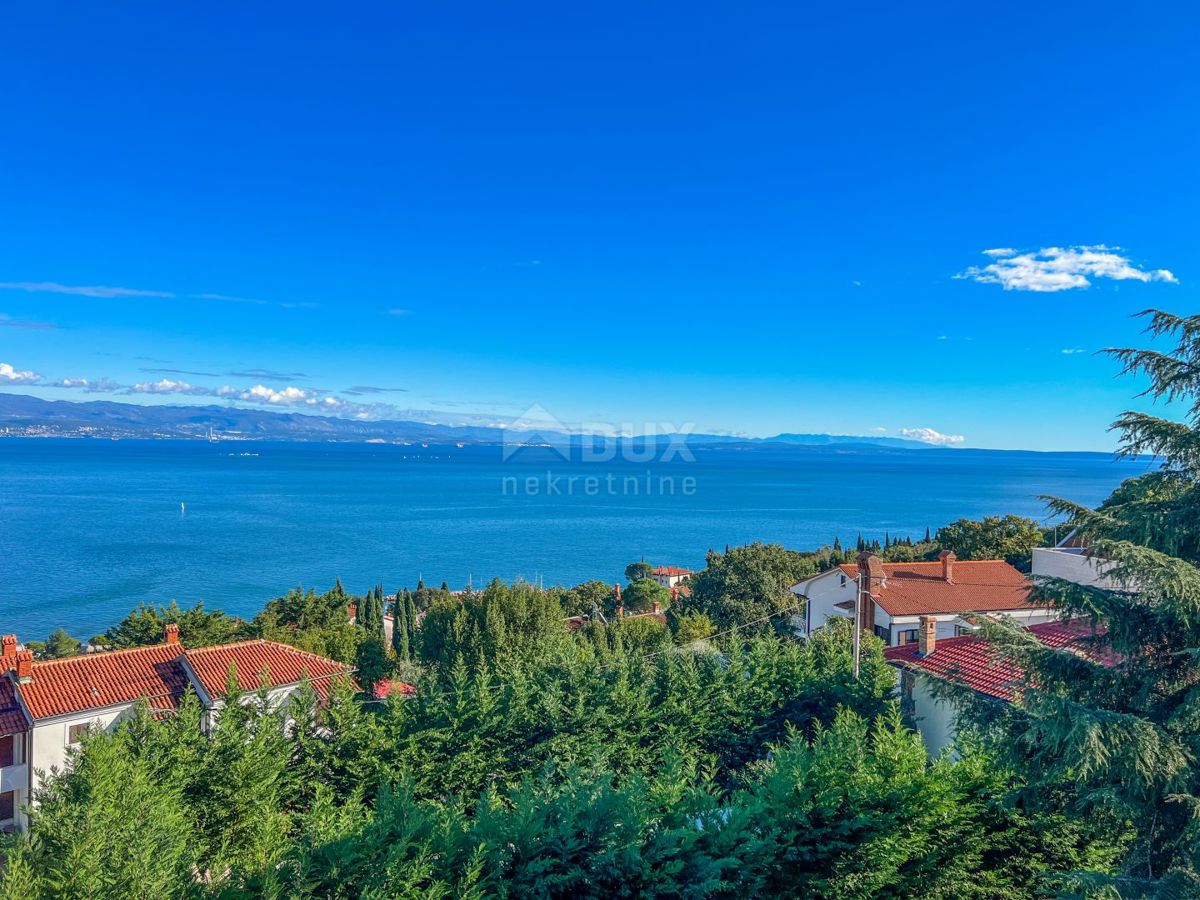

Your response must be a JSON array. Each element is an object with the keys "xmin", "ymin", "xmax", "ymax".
[{"xmin": 981, "ymin": 310, "xmax": 1200, "ymax": 889}]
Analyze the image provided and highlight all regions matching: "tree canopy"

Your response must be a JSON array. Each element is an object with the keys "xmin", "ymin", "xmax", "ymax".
[
  {"xmin": 970, "ymin": 310, "xmax": 1200, "ymax": 892},
  {"xmin": 936, "ymin": 515, "xmax": 1049, "ymax": 569},
  {"xmin": 689, "ymin": 542, "xmax": 812, "ymax": 631}
]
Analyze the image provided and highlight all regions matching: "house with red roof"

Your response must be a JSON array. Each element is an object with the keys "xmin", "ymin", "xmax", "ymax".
[
  {"xmin": 0, "ymin": 623, "xmax": 362, "ymax": 831},
  {"xmin": 789, "ymin": 551, "xmax": 1057, "ymax": 647},
  {"xmin": 883, "ymin": 616, "xmax": 1110, "ymax": 752},
  {"xmin": 650, "ymin": 565, "xmax": 694, "ymax": 588}
]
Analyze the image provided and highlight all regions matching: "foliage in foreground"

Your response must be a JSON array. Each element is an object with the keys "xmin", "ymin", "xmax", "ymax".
[{"xmin": 2, "ymin": 613, "xmax": 1123, "ymax": 898}]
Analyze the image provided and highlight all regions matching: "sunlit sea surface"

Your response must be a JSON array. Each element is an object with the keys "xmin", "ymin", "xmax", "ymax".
[{"xmin": 0, "ymin": 439, "xmax": 1151, "ymax": 639}]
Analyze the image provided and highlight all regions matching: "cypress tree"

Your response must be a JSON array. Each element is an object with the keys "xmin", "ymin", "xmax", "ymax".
[
  {"xmin": 392, "ymin": 591, "xmax": 410, "ymax": 660},
  {"xmin": 403, "ymin": 589, "xmax": 418, "ymax": 656}
]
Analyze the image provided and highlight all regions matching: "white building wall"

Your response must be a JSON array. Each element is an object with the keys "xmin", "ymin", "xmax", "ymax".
[
  {"xmin": 889, "ymin": 607, "xmax": 1057, "ymax": 643},
  {"xmin": 791, "ymin": 570, "xmax": 857, "ymax": 637},
  {"xmin": 29, "ymin": 703, "xmax": 136, "ymax": 797},
  {"xmin": 651, "ymin": 573, "xmax": 689, "ymax": 588},
  {"xmin": 1032, "ymin": 547, "xmax": 1123, "ymax": 591},
  {"xmin": 903, "ymin": 672, "xmax": 959, "ymax": 756}
]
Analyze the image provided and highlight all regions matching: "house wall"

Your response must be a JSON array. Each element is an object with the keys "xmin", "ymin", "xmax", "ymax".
[
  {"xmin": 889, "ymin": 607, "xmax": 1057, "ymax": 644},
  {"xmin": 901, "ymin": 671, "xmax": 959, "ymax": 755},
  {"xmin": 29, "ymin": 703, "xmax": 137, "ymax": 797},
  {"xmin": 1032, "ymin": 547, "xmax": 1122, "ymax": 590},
  {"xmin": 203, "ymin": 682, "xmax": 322, "ymax": 732},
  {"xmin": 792, "ymin": 570, "xmax": 857, "ymax": 636},
  {"xmin": 652, "ymin": 573, "xmax": 688, "ymax": 588}
]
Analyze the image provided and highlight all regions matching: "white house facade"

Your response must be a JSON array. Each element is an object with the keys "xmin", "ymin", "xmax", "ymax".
[
  {"xmin": 1031, "ymin": 531, "xmax": 1124, "ymax": 591},
  {"xmin": 790, "ymin": 551, "xmax": 1057, "ymax": 647},
  {"xmin": 651, "ymin": 566, "xmax": 693, "ymax": 588}
]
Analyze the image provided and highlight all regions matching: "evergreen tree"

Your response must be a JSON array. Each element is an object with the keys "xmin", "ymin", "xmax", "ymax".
[
  {"xmin": 392, "ymin": 591, "xmax": 411, "ymax": 660},
  {"xmin": 980, "ymin": 310, "xmax": 1200, "ymax": 890},
  {"xmin": 403, "ymin": 589, "xmax": 418, "ymax": 656}
]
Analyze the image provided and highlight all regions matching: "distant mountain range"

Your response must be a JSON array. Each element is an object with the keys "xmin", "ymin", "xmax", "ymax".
[{"xmin": 0, "ymin": 393, "xmax": 940, "ymax": 450}]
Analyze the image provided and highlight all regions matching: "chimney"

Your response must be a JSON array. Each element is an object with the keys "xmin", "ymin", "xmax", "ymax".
[
  {"xmin": 857, "ymin": 551, "xmax": 885, "ymax": 588},
  {"xmin": 939, "ymin": 550, "xmax": 956, "ymax": 583},
  {"xmin": 347, "ymin": 602, "xmax": 358, "ymax": 624},
  {"xmin": 917, "ymin": 615, "xmax": 936, "ymax": 657},
  {"xmin": 670, "ymin": 586, "xmax": 679, "ymax": 603},
  {"xmin": 0, "ymin": 634, "xmax": 16, "ymax": 661},
  {"xmin": 15, "ymin": 649, "xmax": 33, "ymax": 683},
  {"xmin": 164, "ymin": 622, "xmax": 180, "ymax": 645},
  {"xmin": 652, "ymin": 601, "xmax": 661, "ymax": 615}
]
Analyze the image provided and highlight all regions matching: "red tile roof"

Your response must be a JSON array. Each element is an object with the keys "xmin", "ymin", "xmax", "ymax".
[
  {"xmin": 372, "ymin": 678, "xmax": 417, "ymax": 699},
  {"xmin": 9, "ymin": 639, "xmax": 357, "ymax": 720},
  {"xmin": 884, "ymin": 618, "xmax": 1111, "ymax": 702},
  {"xmin": 0, "ymin": 678, "xmax": 29, "ymax": 735},
  {"xmin": 182, "ymin": 640, "xmax": 356, "ymax": 701},
  {"xmin": 838, "ymin": 560, "xmax": 1037, "ymax": 616},
  {"xmin": 652, "ymin": 566, "xmax": 693, "ymax": 577},
  {"xmin": 19, "ymin": 643, "xmax": 188, "ymax": 720}
]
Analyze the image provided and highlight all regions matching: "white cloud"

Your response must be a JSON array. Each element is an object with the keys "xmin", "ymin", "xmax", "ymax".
[
  {"xmin": 0, "ymin": 281, "xmax": 173, "ymax": 298},
  {"xmin": 217, "ymin": 384, "xmax": 321, "ymax": 406},
  {"xmin": 54, "ymin": 377, "xmax": 122, "ymax": 392},
  {"xmin": 130, "ymin": 378, "xmax": 211, "ymax": 396},
  {"xmin": 900, "ymin": 427, "xmax": 965, "ymax": 447},
  {"xmin": 1061, "ymin": 348, "xmax": 1086, "ymax": 354},
  {"xmin": 0, "ymin": 362, "xmax": 40, "ymax": 384},
  {"xmin": 386, "ymin": 308, "xmax": 411, "ymax": 316},
  {"xmin": 956, "ymin": 246, "xmax": 1179, "ymax": 292}
]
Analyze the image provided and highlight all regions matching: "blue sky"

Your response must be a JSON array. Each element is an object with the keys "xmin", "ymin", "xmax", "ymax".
[{"xmin": 1, "ymin": 2, "xmax": 1196, "ymax": 451}]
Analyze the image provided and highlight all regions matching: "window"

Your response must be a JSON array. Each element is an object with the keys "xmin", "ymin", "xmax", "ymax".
[
  {"xmin": 0, "ymin": 791, "xmax": 13, "ymax": 823},
  {"xmin": 839, "ymin": 574, "xmax": 847, "ymax": 586},
  {"xmin": 873, "ymin": 625, "xmax": 890, "ymax": 641},
  {"xmin": 67, "ymin": 723, "xmax": 90, "ymax": 745},
  {"xmin": 954, "ymin": 624, "xmax": 975, "ymax": 637},
  {"xmin": 897, "ymin": 629, "xmax": 918, "ymax": 645},
  {"xmin": 0, "ymin": 735, "xmax": 12, "ymax": 768}
]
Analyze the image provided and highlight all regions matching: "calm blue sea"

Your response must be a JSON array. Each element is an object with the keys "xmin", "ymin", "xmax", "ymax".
[{"xmin": 0, "ymin": 439, "xmax": 1151, "ymax": 640}]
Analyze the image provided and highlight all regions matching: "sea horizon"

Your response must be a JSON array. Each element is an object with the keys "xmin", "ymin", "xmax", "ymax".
[{"xmin": 0, "ymin": 437, "xmax": 1151, "ymax": 640}]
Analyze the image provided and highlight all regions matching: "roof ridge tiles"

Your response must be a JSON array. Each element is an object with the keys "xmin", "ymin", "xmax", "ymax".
[{"xmin": 30, "ymin": 641, "xmax": 180, "ymax": 667}]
